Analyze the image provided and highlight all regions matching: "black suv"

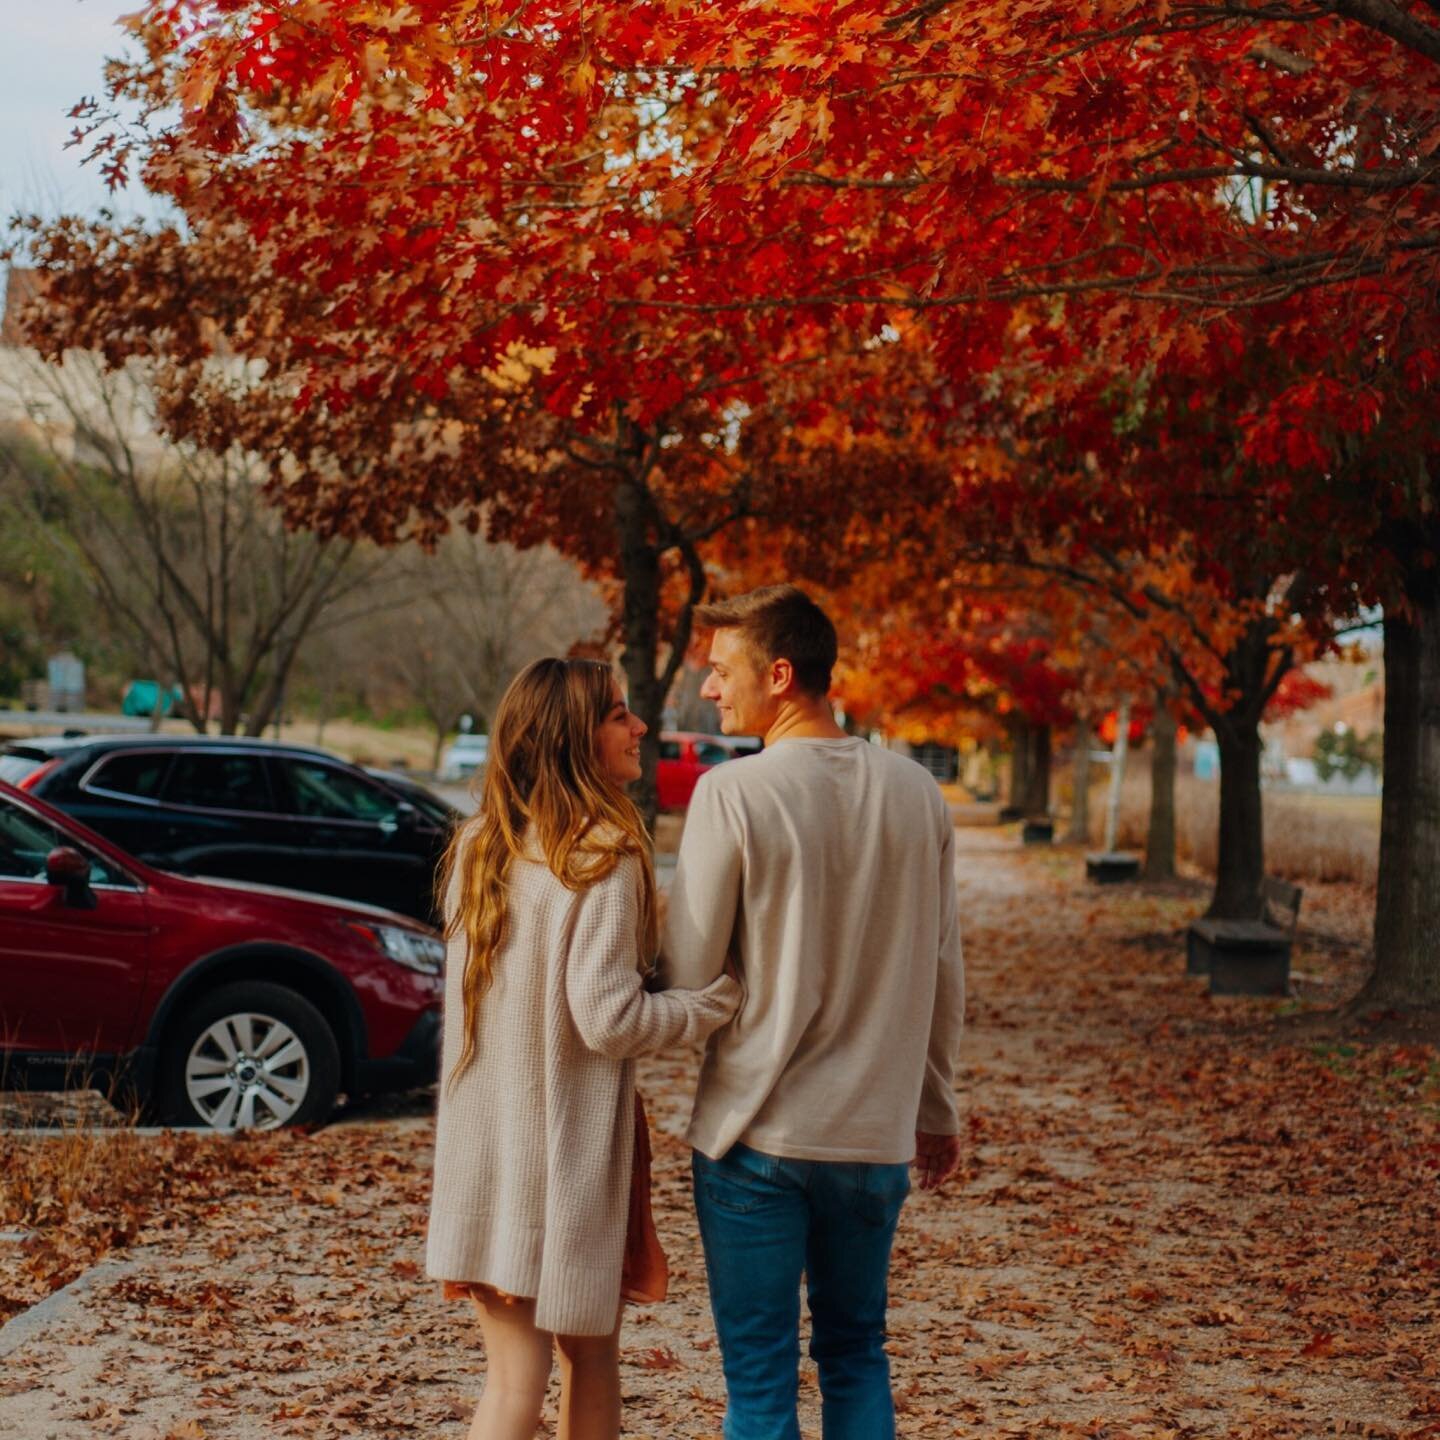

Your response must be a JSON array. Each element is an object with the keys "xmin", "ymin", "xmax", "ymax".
[{"xmin": 0, "ymin": 735, "xmax": 453, "ymax": 923}]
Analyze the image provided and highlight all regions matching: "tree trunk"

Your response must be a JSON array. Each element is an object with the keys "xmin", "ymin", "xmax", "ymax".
[
  {"xmin": 615, "ymin": 476, "xmax": 664, "ymax": 831},
  {"xmin": 246, "ymin": 634, "xmax": 305, "ymax": 737},
  {"xmin": 670, "ymin": 662, "xmax": 719, "ymax": 733},
  {"xmin": 1208, "ymin": 716, "xmax": 1265, "ymax": 920},
  {"xmin": 218, "ymin": 691, "xmax": 241, "ymax": 736},
  {"xmin": 1183, "ymin": 612, "xmax": 1286, "ymax": 922},
  {"xmin": 1359, "ymin": 583, "xmax": 1440, "ymax": 1007},
  {"xmin": 1103, "ymin": 699, "xmax": 1131, "ymax": 853},
  {"xmin": 1145, "ymin": 698, "xmax": 1177, "ymax": 881},
  {"xmin": 1066, "ymin": 722, "xmax": 1091, "ymax": 843},
  {"xmin": 1007, "ymin": 719, "xmax": 1032, "ymax": 813},
  {"xmin": 1020, "ymin": 723, "xmax": 1052, "ymax": 815}
]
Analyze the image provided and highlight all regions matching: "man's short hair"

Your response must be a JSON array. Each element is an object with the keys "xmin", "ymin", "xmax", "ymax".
[{"xmin": 695, "ymin": 584, "xmax": 838, "ymax": 698}]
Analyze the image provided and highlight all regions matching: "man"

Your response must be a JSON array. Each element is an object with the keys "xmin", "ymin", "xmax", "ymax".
[{"xmin": 658, "ymin": 584, "xmax": 964, "ymax": 1440}]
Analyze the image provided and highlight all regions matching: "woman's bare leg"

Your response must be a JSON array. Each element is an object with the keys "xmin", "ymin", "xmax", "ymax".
[
  {"xmin": 467, "ymin": 1294, "xmax": 553, "ymax": 1440},
  {"xmin": 554, "ymin": 1309, "xmax": 623, "ymax": 1440}
]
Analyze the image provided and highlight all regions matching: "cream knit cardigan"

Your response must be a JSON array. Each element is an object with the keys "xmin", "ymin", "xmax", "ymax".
[{"xmin": 426, "ymin": 846, "xmax": 739, "ymax": 1336}]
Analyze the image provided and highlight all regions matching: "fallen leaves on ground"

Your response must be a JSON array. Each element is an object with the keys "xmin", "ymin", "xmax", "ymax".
[{"xmin": 0, "ymin": 828, "xmax": 1435, "ymax": 1438}]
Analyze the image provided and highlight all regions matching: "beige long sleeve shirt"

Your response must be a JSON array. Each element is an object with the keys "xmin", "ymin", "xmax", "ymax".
[{"xmin": 658, "ymin": 736, "xmax": 964, "ymax": 1164}]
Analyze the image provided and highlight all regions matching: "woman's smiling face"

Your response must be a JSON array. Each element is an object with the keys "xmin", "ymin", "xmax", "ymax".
[{"xmin": 595, "ymin": 680, "xmax": 646, "ymax": 784}]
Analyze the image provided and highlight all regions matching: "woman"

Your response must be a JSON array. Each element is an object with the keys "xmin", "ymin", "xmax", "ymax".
[{"xmin": 426, "ymin": 658, "xmax": 740, "ymax": 1440}]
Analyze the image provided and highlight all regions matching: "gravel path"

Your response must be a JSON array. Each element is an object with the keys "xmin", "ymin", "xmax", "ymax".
[{"xmin": 0, "ymin": 825, "xmax": 1433, "ymax": 1439}]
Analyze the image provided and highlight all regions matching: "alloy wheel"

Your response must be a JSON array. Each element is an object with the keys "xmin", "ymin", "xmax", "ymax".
[{"xmin": 183, "ymin": 1010, "xmax": 311, "ymax": 1130}]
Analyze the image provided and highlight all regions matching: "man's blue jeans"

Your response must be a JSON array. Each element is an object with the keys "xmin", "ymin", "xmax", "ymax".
[{"xmin": 692, "ymin": 1143, "xmax": 910, "ymax": 1440}]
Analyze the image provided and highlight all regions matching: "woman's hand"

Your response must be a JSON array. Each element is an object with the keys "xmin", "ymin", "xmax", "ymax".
[{"xmin": 702, "ymin": 973, "xmax": 743, "ymax": 1023}]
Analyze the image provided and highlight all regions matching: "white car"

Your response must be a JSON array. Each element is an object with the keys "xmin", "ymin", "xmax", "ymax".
[{"xmin": 438, "ymin": 733, "xmax": 490, "ymax": 783}]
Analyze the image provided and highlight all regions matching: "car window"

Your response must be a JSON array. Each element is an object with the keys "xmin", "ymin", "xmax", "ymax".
[
  {"xmin": 397, "ymin": 787, "xmax": 453, "ymax": 826},
  {"xmin": 85, "ymin": 751, "xmax": 172, "ymax": 800},
  {"xmin": 281, "ymin": 760, "xmax": 402, "ymax": 823},
  {"xmin": 0, "ymin": 798, "xmax": 132, "ymax": 886},
  {"xmin": 164, "ymin": 753, "xmax": 273, "ymax": 812},
  {"xmin": 695, "ymin": 743, "xmax": 735, "ymax": 766},
  {"xmin": 0, "ymin": 752, "xmax": 51, "ymax": 785},
  {"xmin": 658, "ymin": 740, "xmax": 682, "ymax": 761}
]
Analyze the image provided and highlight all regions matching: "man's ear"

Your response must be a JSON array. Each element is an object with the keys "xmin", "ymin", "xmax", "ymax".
[{"xmin": 768, "ymin": 657, "xmax": 796, "ymax": 698}]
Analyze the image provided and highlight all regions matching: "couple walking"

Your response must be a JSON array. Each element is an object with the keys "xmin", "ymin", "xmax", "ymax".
[{"xmin": 426, "ymin": 585, "xmax": 965, "ymax": 1439}]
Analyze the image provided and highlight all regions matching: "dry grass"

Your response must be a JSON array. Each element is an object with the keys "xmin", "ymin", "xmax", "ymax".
[
  {"xmin": 1069, "ymin": 763, "xmax": 1379, "ymax": 886},
  {"xmin": 2, "ymin": 1069, "xmax": 138, "ymax": 1322},
  {"xmin": 1, "ymin": 1121, "xmax": 149, "ymax": 1322},
  {"xmin": 0, "ymin": 1116, "xmax": 254, "ymax": 1324},
  {"xmin": 0, "ymin": 1058, "xmax": 243, "ymax": 1323},
  {"xmin": 1, "ymin": 1120, "xmax": 149, "ymax": 1225},
  {"xmin": 271, "ymin": 715, "xmax": 440, "ymax": 770}
]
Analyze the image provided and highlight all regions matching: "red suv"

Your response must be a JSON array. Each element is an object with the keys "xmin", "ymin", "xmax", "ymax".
[
  {"xmin": 0, "ymin": 781, "xmax": 443, "ymax": 1130},
  {"xmin": 655, "ymin": 732, "xmax": 761, "ymax": 811}
]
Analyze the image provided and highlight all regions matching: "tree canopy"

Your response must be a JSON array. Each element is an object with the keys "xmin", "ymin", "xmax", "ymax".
[{"xmin": 17, "ymin": 0, "xmax": 1439, "ymax": 1001}]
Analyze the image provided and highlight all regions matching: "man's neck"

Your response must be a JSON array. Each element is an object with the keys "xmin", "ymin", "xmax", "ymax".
[{"xmin": 763, "ymin": 698, "xmax": 847, "ymax": 747}]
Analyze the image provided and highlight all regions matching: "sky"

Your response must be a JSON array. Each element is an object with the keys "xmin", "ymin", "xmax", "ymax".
[{"xmin": 0, "ymin": 0, "xmax": 164, "ymax": 224}]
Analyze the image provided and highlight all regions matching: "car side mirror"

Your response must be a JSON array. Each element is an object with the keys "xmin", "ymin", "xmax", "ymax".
[{"xmin": 45, "ymin": 846, "xmax": 98, "ymax": 909}]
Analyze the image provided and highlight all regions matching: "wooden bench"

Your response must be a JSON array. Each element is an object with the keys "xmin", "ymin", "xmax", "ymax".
[
  {"xmin": 1085, "ymin": 851, "xmax": 1141, "ymax": 883},
  {"xmin": 1186, "ymin": 878, "xmax": 1302, "ymax": 995}
]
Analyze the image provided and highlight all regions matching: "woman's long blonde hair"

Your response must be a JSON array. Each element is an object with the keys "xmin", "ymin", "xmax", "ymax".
[{"xmin": 438, "ymin": 657, "xmax": 656, "ymax": 1087}]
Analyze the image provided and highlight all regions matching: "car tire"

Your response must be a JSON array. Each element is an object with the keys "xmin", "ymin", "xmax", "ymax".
[{"xmin": 157, "ymin": 981, "xmax": 341, "ymax": 1131}]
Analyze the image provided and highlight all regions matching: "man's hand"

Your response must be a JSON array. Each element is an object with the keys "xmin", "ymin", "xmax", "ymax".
[{"xmin": 912, "ymin": 1131, "xmax": 962, "ymax": 1192}]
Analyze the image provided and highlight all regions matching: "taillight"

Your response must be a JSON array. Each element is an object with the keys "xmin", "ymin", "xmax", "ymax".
[{"xmin": 16, "ymin": 759, "xmax": 61, "ymax": 791}]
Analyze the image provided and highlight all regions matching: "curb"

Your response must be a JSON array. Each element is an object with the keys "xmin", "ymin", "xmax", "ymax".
[{"xmin": 0, "ymin": 1251, "xmax": 149, "ymax": 1361}]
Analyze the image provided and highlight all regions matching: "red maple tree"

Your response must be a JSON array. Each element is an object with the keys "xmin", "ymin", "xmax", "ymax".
[{"xmin": 45, "ymin": 0, "xmax": 1438, "ymax": 998}]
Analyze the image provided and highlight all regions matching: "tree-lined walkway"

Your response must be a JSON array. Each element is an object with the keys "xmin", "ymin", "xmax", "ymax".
[{"xmin": 0, "ymin": 828, "xmax": 1434, "ymax": 1438}]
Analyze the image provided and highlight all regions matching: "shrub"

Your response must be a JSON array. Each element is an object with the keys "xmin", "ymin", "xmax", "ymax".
[{"xmin": 1313, "ymin": 728, "xmax": 1382, "ymax": 783}]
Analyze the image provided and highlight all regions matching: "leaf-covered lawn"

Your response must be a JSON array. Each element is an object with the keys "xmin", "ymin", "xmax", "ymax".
[{"xmin": 1, "ymin": 828, "xmax": 1436, "ymax": 1438}]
